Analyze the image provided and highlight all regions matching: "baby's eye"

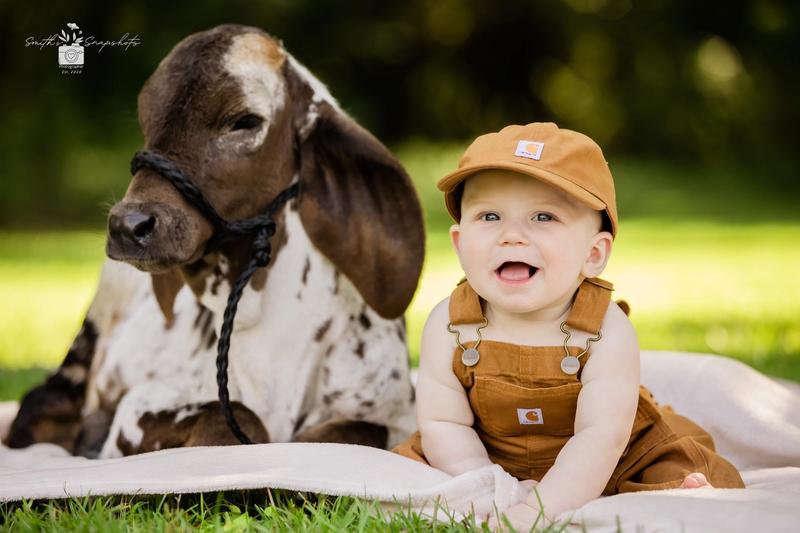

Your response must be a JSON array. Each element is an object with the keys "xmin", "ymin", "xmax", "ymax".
[
  {"xmin": 533, "ymin": 213, "xmax": 554, "ymax": 222},
  {"xmin": 481, "ymin": 212, "xmax": 500, "ymax": 222}
]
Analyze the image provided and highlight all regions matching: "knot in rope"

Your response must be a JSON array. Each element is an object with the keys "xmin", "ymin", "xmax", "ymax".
[{"xmin": 251, "ymin": 226, "xmax": 273, "ymax": 267}]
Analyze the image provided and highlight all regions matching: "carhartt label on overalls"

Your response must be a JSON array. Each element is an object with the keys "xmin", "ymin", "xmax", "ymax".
[{"xmin": 517, "ymin": 408, "xmax": 544, "ymax": 425}]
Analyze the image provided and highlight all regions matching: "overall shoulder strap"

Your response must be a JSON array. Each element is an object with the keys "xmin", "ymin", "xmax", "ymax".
[
  {"xmin": 448, "ymin": 278, "xmax": 486, "ymax": 325},
  {"xmin": 565, "ymin": 277, "xmax": 614, "ymax": 335},
  {"xmin": 448, "ymin": 277, "xmax": 615, "ymax": 331}
]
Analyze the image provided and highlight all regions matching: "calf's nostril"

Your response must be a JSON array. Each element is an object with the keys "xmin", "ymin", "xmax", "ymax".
[
  {"xmin": 131, "ymin": 214, "xmax": 156, "ymax": 241},
  {"xmin": 109, "ymin": 212, "xmax": 156, "ymax": 245}
]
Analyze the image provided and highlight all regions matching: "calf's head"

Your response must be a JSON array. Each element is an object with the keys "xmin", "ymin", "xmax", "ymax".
[{"xmin": 107, "ymin": 24, "xmax": 424, "ymax": 320}]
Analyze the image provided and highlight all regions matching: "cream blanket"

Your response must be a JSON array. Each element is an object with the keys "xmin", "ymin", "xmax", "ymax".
[{"xmin": 2, "ymin": 351, "xmax": 799, "ymax": 532}]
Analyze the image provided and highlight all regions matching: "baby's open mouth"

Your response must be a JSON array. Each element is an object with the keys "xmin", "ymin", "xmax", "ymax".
[{"xmin": 496, "ymin": 261, "xmax": 538, "ymax": 282}]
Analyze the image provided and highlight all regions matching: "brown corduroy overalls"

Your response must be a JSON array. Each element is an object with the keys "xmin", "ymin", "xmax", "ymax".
[{"xmin": 393, "ymin": 277, "xmax": 745, "ymax": 493}]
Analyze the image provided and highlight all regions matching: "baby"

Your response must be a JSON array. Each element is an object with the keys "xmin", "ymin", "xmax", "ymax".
[{"xmin": 393, "ymin": 123, "xmax": 744, "ymax": 526}]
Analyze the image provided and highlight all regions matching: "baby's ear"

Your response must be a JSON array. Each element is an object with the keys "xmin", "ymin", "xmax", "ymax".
[
  {"xmin": 449, "ymin": 224, "xmax": 462, "ymax": 253},
  {"xmin": 582, "ymin": 231, "xmax": 613, "ymax": 278}
]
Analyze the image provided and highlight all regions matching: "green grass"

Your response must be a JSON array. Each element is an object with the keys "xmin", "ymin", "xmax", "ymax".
[
  {"xmin": 0, "ymin": 232, "xmax": 105, "ymax": 370},
  {"xmin": 0, "ymin": 368, "xmax": 48, "ymax": 403},
  {"xmin": 0, "ymin": 492, "xmax": 575, "ymax": 532},
  {"xmin": 1, "ymin": 144, "xmax": 798, "ymax": 530}
]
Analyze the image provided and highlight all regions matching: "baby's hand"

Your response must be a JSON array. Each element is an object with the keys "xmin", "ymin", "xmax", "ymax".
[
  {"xmin": 487, "ymin": 502, "xmax": 545, "ymax": 532},
  {"xmin": 488, "ymin": 480, "xmax": 553, "ymax": 533}
]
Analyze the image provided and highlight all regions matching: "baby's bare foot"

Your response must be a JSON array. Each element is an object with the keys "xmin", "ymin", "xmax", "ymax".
[{"xmin": 681, "ymin": 472, "xmax": 713, "ymax": 489}]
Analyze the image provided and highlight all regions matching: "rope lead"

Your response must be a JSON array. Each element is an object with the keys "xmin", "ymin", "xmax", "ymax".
[{"xmin": 130, "ymin": 150, "xmax": 300, "ymax": 444}]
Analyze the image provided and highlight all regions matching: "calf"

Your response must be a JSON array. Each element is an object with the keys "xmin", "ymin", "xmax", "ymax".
[{"xmin": 6, "ymin": 24, "xmax": 424, "ymax": 457}]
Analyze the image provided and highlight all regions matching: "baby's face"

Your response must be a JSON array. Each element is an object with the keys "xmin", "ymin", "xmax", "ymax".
[{"xmin": 450, "ymin": 170, "xmax": 612, "ymax": 317}]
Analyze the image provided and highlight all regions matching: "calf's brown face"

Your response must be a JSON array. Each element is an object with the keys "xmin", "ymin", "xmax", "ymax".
[
  {"xmin": 107, "ymin": 24, "xmax": 425, "ymax": 321},
  {"xmin": 107, "ymin": 26, "xmax": 294, "ymax": 272}
]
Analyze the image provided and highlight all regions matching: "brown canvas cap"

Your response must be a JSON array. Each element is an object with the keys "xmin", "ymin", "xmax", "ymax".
[{"xmin": 438, "ymin": 122, "xmax": 618, "ymax": 236}]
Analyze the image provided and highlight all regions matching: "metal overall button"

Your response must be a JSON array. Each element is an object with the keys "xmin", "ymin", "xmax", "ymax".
[
  {"xmin": 448, "ymin": 316, "xmax": 488, "ymax": 367},
  {"xmin": 559, "ymin": 321, "xmax": 602, "ymax": 375}
]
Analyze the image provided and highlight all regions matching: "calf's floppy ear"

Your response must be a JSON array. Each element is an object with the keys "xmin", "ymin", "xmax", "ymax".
[
  {"xmin": 297, "ymin": 102, "xmax": 425, "ymax": 319},
  {"xmin": 151, "ymin": 269, "xmax": 184, "ymax": 327}
]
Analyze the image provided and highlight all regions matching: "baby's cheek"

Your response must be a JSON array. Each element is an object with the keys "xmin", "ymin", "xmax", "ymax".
[
  {"xmin": 458, "ymin": 243, "xmax": 487, "ymax": 273},
  {"xmin": 458, "ymin": 254, "xmax": 479, "ymax": 278}
]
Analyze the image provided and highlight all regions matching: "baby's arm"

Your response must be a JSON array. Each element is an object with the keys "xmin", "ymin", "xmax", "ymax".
[
  {"xmin": 416, "ymin": 297, "xmax": 494, "ymax": 475},
  {"xmin": 527, "ymin": 302, "xmax": 640, "ymax": 519}
]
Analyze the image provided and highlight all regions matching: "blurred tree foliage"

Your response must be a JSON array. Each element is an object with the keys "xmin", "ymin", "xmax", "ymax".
[{"xmin": 1, "ymin": 0, "xmax": 798, "ymax": 226}]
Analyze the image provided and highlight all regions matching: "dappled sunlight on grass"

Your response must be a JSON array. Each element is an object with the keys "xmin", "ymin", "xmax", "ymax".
[
  {"xmin": 607, "ymin": 222, "xmax": 800, "ymax": 319},
  {"xmin": 0, "ymin": 270, "xmax": 97, "ymax": 368},
  {"xmin": 0, "ymin": 232, "xmax": 104, "ymax": 369}
]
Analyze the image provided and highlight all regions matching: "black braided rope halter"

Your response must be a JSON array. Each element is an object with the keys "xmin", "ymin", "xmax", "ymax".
[{"xmin": 130, "ymin": 150, "xmax": 300, "ymax": 445}]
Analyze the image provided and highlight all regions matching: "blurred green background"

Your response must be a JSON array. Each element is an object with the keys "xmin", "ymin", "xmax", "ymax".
[{"xmin": 1, "ymin": 1, "xmax": 799, "ymax": 401}]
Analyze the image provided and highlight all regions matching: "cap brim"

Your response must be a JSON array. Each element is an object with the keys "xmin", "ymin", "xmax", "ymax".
[{"xmin": 438, "ymin": 161, "xmax": 606, "ymax": 213}]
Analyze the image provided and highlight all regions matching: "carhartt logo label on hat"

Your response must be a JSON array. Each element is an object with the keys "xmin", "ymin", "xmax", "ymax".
[
  {"xmin": 514, "ymin": 140, "xmax": 544, "ymax": 161},
  {"xmin": 517, "ymin": 407, "xmax": 543, "ymax": 425}
]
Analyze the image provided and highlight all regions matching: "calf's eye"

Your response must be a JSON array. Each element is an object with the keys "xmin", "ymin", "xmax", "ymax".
[{"xmin": 231, "ymin": 114, "xmax": 264, "ymax": 131}]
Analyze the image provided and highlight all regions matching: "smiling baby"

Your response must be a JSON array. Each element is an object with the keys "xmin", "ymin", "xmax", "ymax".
[{"xmin": 393, "ymin": 122, "xmax": 744, "ymax": 526}]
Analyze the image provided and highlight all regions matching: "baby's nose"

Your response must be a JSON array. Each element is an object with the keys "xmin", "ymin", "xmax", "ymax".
[{"xmin": 498, "ymin": 220, "xmax": 529, "ymax": 245}]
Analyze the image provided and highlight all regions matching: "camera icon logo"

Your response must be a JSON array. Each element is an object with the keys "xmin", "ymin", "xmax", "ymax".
[
  {"xmin": 57, "ymin": 22, "xmax": 84, "ymax": 70},
  {"xmin": 58, "ymin": 45, "xmax": 84, "ymax": 65}
]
